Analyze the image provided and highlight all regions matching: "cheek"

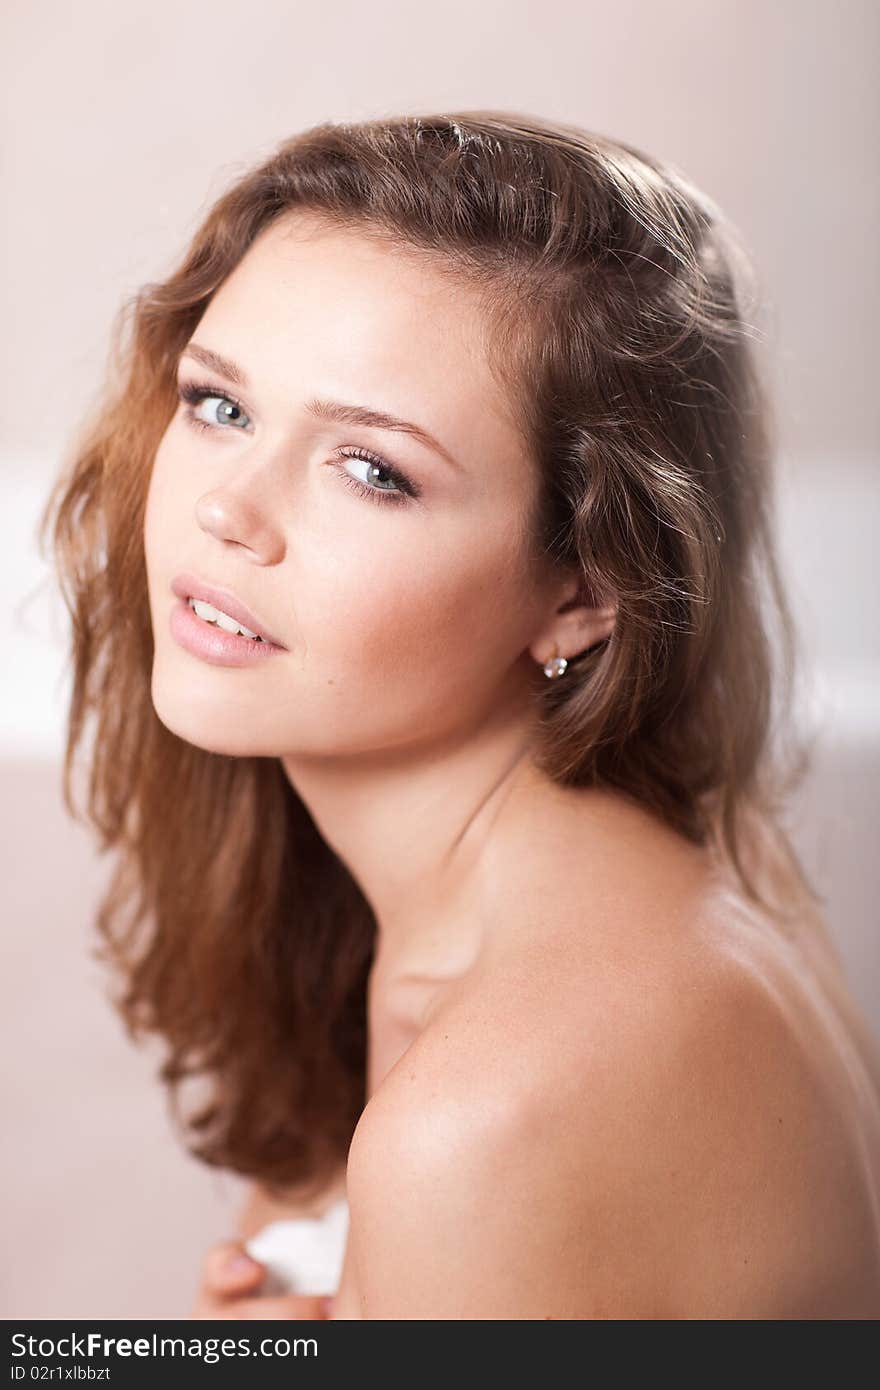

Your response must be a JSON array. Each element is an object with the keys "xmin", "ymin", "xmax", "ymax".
[
  {"xmin": 144, "ymin": 436, "xmax": 179, "ymax": 559},
  {"xmin": 143, "ymin": 448, "xmax": 171, "ymax": 592},
  {"xmin": 301, "ymin": 524, "xmax": 528, "ymax": 691},
  {"xmin": 144, "ymin": 457, "xmax": 189, "ymax": 626}
]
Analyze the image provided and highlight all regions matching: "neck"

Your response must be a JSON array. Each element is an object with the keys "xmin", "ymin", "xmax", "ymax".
[{"xmin": 280, "ymin": 703, "xmax": 548, "ymax": 967}]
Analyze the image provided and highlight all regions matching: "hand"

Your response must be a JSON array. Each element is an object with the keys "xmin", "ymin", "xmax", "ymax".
[{"xmin": 189, "ymin": 1239, "xmax": 333, "ymax": 1320}]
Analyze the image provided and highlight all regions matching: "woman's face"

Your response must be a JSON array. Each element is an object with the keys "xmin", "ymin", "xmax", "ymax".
[{"xmin": 144, "ymin": 210, "xmax": 553, "ymax": 760}]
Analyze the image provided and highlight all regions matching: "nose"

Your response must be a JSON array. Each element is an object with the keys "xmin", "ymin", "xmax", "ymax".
[{"xmin": 195, "ymin": 487, "xmax": 286, "ymax": 564}]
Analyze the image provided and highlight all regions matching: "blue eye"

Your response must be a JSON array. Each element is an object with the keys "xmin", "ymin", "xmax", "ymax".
[
  {"xmin": 332, "ymin": 446, "xmax": 417, "ymax": 507},
  {"xmin": 178, "ymin": 381, "xmax": 251, "ymax": 431},
  {"xmin": 176, "ymin": 380, "xmax": 421, "ymax": 508}
]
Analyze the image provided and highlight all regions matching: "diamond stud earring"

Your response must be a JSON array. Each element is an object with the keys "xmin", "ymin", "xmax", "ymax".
[{"xmin": 542, "ymin": 643, "xmax": 568, "ymax": 679}]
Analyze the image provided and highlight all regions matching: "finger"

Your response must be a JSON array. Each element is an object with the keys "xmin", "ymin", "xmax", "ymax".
[
  {"xmin": 202, "ymin": 1241, "xmax": 266, "ymax": 1293},
  {"xmin": 198, "ymin": 1292, "xmax": 329, "ymax": 1321}
]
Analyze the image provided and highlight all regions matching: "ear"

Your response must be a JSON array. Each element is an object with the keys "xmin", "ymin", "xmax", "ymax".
[{"xmin": 528, "ymin": 570, "xmax": 616, "ymax": 669}]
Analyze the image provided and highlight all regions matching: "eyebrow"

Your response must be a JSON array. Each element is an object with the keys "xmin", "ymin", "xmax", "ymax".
[{"xmin": 179, "ymin": 342, "xmax": 461, "ymax": 471}]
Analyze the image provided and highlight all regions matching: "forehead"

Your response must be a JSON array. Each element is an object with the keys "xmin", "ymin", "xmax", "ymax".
[
  {"xmin": 218, "ymin": 209, "xmax": 482, "ymax": 352},
  {"xmin": 195, "ymin": 210, "xmax": 529, "ymax": 475}
]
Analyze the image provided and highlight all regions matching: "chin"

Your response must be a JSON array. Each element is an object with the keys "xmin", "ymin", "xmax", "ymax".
[{"xmin": 148, "ymin": 670, "xmax": 271, "ymax": 759}]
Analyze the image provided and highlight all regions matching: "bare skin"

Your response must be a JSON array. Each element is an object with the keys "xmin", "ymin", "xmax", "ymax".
[
  {"xmin": 198, "ymin": 778, "xmax": 880, "ymax": 1319},
  {"xmin": 329, "ymin": 783, "xmax": 880, "ymax": 1318},
  {"xmin": 145, "ymin": 211, "xmax": 880, "ymax": 1317}
]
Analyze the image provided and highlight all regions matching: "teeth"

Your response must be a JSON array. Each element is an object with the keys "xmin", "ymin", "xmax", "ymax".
[{"xmin": 189, "ymin": 597, "xmax": 263, "ymax": 641}]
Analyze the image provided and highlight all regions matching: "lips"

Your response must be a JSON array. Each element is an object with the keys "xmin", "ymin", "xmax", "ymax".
[{"xmin": 171, "ymin": 572, "xmax": 287, "ymax": 648}]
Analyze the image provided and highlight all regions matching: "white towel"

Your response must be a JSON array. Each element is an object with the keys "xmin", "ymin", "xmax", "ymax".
[{"xmin": 243, "ymin": 1194, "xmax": 350, "ymax": 1296}]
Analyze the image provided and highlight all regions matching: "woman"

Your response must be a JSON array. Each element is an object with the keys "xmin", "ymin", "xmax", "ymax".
[{"xmin": 39, "ymin": 110, "xmax": 880, "ymax": 1319}]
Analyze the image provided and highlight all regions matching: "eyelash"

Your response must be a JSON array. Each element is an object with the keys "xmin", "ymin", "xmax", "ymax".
[{"xmin": 176, "ymin": 381, "xmax": 420, "ymax": 507}]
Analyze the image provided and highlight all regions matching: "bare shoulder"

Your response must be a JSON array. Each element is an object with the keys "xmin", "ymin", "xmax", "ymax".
[{"xmin": 348, "ymin": 866, "xmax": 880, "ymax": 1317}]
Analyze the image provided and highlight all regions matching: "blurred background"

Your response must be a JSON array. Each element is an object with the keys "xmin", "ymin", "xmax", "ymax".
[{"xmin": 2, "ymin": 0, "xmax": 877, "ymax": 1320}]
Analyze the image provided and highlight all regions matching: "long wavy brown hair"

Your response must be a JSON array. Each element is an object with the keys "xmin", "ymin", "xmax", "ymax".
[{"xmin": 37, "ymin": 109, "xmax": 823, "ymax": 1203}]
